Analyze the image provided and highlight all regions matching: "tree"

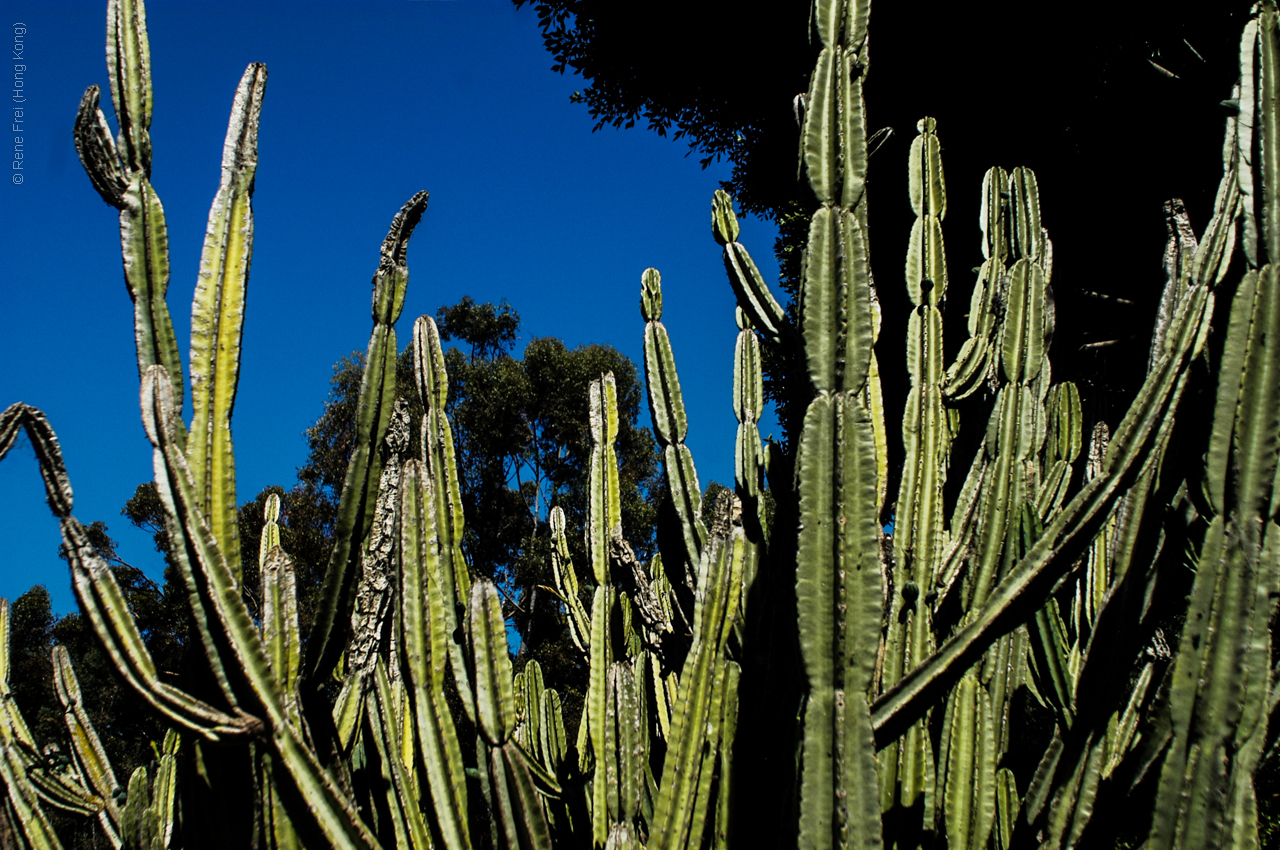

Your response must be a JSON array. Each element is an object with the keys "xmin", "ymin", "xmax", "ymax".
[{"xmin": 514, "ymin": 1, "xmax": 812, "ymax": 219}]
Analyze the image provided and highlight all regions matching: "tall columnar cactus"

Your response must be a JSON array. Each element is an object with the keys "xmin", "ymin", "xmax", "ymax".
[
  {"xmin": 783, "ymin": 3, "xmax": 887, "ymax": 847},
  {"xmin": 640, "ymin": 267, "xmax": 707, "ymax": 583},
  {"xmin": 7, "ymin": 0, "xmax": 1280, "ymax": 848},
  {"xmin": 879, "ymin": 116, "xmax": 951, "ymax": 827}
]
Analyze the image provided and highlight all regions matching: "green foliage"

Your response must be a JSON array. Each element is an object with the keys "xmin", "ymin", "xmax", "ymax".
[{"xmin": 511, "ymin": 1, "xmax": 811, "ymax": 216}]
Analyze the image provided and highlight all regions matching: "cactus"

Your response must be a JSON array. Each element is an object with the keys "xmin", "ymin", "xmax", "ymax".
[
  {"xmin": 6, "ymin": 0, "xmax": 1280, "ymax": 847},
  {"xmin": 2, "ymin": 597, "xmax": 73, "ymax": 850},
  {"xmin": 0, "ymin": 594, "xmax": 182, "ymax": 850}
]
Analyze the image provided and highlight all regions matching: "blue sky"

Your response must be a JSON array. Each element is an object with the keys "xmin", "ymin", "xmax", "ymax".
[{"xmin": 0, "ymin": 0, "xmax": 780, "ymax": 614}]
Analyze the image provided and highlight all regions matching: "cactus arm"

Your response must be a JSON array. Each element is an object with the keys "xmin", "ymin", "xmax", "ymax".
[
  {"xmin": 23, "ymin": 769, "xmax": 103, "ymax": 821},
  {"xmin": 796, "ymin": 394, "xmax": 883, "ymax": 850},
  {"xmin": 1263, "ymin": 10, "xmax": 1280, "ymax": 265},
  {"xmin": 540, "ymin": 689, "xmax": 567, "ymax": 778},
  {"xmin": 73, "ymin": 0, "xmax": 185, "ymax": 428},
  {"xmin": 939, "ymin": 673, "xmax": 996, "ymax": 850},
  {"xmin": 260, "ymin": 506, "xmax": 302, "ymax": 726},
  {"xmin": 803, "ymin": 208, "xmax": 843, "ymax": 393},
  {"xmin": 999, "ymin": 260, "xmax": 1045, "ymax": 385},
  {"xmin": 803, "ymin": 47, "xmax": 839, "ymax": 205},
  {"xmin": 120, "ymin": 767, "xmax": 150, "ymax": 849},
  {"xmin": 945, "ymin": 167, "xmax": 1007, "ymax": 401},
  {"xmin": 150, "ymin": 731, "xmax": 179, "ymax": 850},
  {"xmin": 469, "ymin": 581, "xmax": 553, "ymax": 849},
  {"xmin": 712, "ymin": 661, "xmax": 740, "ymax": 850},
  {"xmin": 63, "ymin": 519, "xmax": 253, "ymax": 737},
  {"xmin": 0, "ymin": 743, "xmax": 64, "ymax": 850},
  {"xmin": 881, "ymin": 117, "xmax": 950, "ymax": 817},
  {"xmin": 640, "ymin": 269, "xmax": 708, "ymax": 570},
  {"xmin": 514, "ymin": 665, "xmax": 537, "ymax": 760},
  {"xmin": 305, "ymin": 192, "xmax": 428, "ymax": 691},
  {"xmin": 0, "ymin": 404, "xmax": 251, "ymax": 737},
  {"xmin": 51, "ymin": 647, "xmax": 123, "ymax": 840},
  {"xmin": 733, "ymin": 309, "xmax": 765, "ymax": 507},
  {"xmin": 0, "ymin": 405, "xmax": 72, "ymax": 518},
  {"xmin": 712, "ymin": 192, "xmax": 788, "ymax": 340},
  {"xmin": 610, "ymin": 663, "xmax": 642, "ymax": 831},
  {"xmin": 141, "ymin": 375, "xmax": 248, "ymax": 713},
  {"xmin": 587, "ymin": 375, "xmax": 623, "ymax": 587},
  {"xmin": 586, "ymin": 584, "xmax": 612, "ymax": 846},
  {"xmin": 121, "ymin": 178, "xmax": 185, "ymax": 424},
  {"xmin": 63, "ymin": 518, "xmax": 251, "ymax": 737},
  {"xmin": 650, "ymin": 529, "xmax": 746, "ymax": 849},
  {"xmin": 686, "ymin": 661, "xmax": 730, "ymax": 850},
  {"xmin": 471, "ymin": 580, "xmax": 517, "ymax": 748},
  {"xmin": 1151, "ymin": 257, "xmax": 1280, "ymax": 849},
  {"xmin": 399, "ymin": 459, "xmax": 472, "ymax": 850},
  {"xmin": 1027, "ymin": 598, "xmax": 1075, "ymax": 729},
  {"xmin": 106, "ymin": 0, "xmax": 152, "ymax": 174},
  {"xmin": 549, "ymin": 507, "xmax": 591, "ymax": 653},
  {"xmin": 413, "ymin": 316, "xmax": 477, "ymax": 720},
  {"xmin": 73, "ymin": 86, "xmax": 128, "ymax": 208},
  {"xmin": 368, "ymin": 662, "xmax": 433, "ymax": 850},
  {"xmin": 866, "ymin": 294, "xmax": 889, "ymax": 513},
  {"xmin": 1206, "ymin": 266, "xmax": 1280, "ymax": 518},
  {"xmin": 893, "ymin": 117, "xmax": 950, "ymax": 572},
  {"xmin": 495, "ymin": 743, "xmax": 554, "ymax": 850},
  {"xmin": 141, "ymin": 368, "xmax": 380, "ymax": 850},
  {"xmin": 1040, "ymin": 735, "xmax": 1107, "ymax": 849},
  {"xmin": 413, "ymin": 314, "xmax": 468, "ymax": 602},
  {"xmin": 185, "ymin": 62, "xmax": 267, "ymax": 582}
]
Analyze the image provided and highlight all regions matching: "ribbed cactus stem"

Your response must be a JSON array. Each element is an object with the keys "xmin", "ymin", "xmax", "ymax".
[
  {"xmin": 1152, "ymin": 253, "xmax": 1280, "ymax": 847},
  {"xmin": 52, "ymin": 647, "xmax": 122, "ymax": 842},
  {"xmin": 881, "ymin": 115, "xmax": 950, "ymax": 816},
  {"xmin": 306, "ymin": 191, "xmax": 428, "ymax": 692},
  {"xmin": 74, "ymin": 0, "xmax": 186, "ymax": 430},
  {"xmin": 259, "ymin": 493, "xmax": 302, "ymax": 726},
  {"xmin": 185, "ymin": 61, "xmax": 267, "ymax": 582},
  {"xmin": 651, "ymin": 515, "xmax": 747, "ymax": 849},
  {"xmin": 398, "ymin": 456, "xmax": 471, "ymax": 850},
  {"xmin": 790, "ymin": 2, "xmax": 885, "ymax": 847},
  {"xmin": 583, "ymin": 372, "xmax": 624, "ymax": 848},
  {"xmin": 640, "ymin": 268, "xmax": 707, "ymax": 573},
  {"xmin": 549, "ymin": 506, "xmax": 591, "ymax": 654}
]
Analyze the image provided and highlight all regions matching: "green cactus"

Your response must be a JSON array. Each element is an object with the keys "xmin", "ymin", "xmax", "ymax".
[
  {"xmin": 7, "ymin": 0, "xmax": 1280, "ymax": 848},
  {"xmin": 640, "ymin": 268, "xmax": 707, "ymax": 582}
]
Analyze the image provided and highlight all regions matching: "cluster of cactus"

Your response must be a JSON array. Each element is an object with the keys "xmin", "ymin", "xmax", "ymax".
[
  {"xmin": 2, "ymin": 0, "xmax": 1279, "ymax": 847},
  {"xmin": 0, "ymin": 595, "xmax": 179, "ymax": 849}
]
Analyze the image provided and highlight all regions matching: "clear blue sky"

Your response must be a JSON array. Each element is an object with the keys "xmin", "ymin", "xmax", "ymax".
[{"xmin": 0, "ymin": 0, "xmax": 780, "ymax": 614}]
